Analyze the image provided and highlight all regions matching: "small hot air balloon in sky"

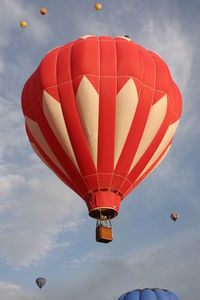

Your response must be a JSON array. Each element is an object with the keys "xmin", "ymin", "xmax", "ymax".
[
  {"xmin": 171, "ymin": 212, "xmax": 178, "ymax": 221},
  {"xmin": 20, "ymin": 20, "xmax": 27, "ymax": 28},
  {"xmin": 21, "ymin": 35, "xmax": 182, "ymax": 242},
  {"xmin": 117, "ymin": 288, "xmax": 180, "ymax": 300},
  {"xmin": 36, "ymin": 277, "xmax": 46, "ymax": 289},
  {"xmin": 94, "ymin": 2, "xmax": 102, "ymax": 10},
  {"xmin": 40, "ymin": 7, "xmax": 47, "ymax": 15}
]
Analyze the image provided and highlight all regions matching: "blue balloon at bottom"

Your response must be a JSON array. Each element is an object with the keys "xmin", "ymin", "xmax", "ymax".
[{"xmin": 117, "ymin": 288, "xmax": 179, "ymax": 300}]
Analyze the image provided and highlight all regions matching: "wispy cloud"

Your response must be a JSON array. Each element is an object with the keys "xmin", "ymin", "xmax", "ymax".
[
  {"xmin": 0, "ymin": 281, "xmax": 43, "ymax": 300},
  {"xmin": 0, "ymin": 95, "xmax": 86, "ymax": 268}
]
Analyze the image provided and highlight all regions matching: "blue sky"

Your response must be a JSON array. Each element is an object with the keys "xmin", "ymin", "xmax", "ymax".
[{"xmin": 0, "ymin": 0, "xmax": 199, "ymax": 299}]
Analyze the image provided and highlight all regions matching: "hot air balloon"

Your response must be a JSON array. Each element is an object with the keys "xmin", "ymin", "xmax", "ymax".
[
  {"xmin": 20, "ymin": 20, "xmax": 27, "ymax": 28},
  {"xmin": 171, "ymin": 212, "xmax": 178, "ymax": 221},
  {"xmin": 40, "ymin": 8, "xmax": 47, "ymax": 15},
  {"xmin": 118, "ymin": 288, "xmax": 179, "ymax": 300},
  {"xmin": 94, "ymin": 3, "xmax": 102, "ymax": 10},
  {"xmin": 36, "ymin": 277, "xmax": 46, "ymax": 289},
  {"xmin": 21, "ymin": 36, "xmax": 182, "ymax": 242}
]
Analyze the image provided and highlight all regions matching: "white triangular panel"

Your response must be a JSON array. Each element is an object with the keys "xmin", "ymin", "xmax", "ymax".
[
  {"xmin": 43, "ymin": 91, "xmax": 80, "ymax": 172},
  {"xmin": 128, "ymin": 95, "xmax": 168, "ymax": 173},
  {"xmin": 114, "ymin": 78, "xmax": 138, "ymax": 167},
  {"xmin": 76, "ymin": 76, "xmax": 99, "ymax": 168},
  {"xmin": 25, "ymin": 116, "xmax": 69, "ymax": 178},
  {"xmin": 136, "ymin": 120, "xmax": 179, "ymax": 180}
]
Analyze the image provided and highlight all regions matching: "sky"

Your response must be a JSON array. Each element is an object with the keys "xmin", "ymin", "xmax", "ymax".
[{"xmin": 0, "ymin": 0, "xmax": 199, "ymax": 299}]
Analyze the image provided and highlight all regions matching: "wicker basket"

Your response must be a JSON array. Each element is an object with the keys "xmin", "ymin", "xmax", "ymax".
[{"xmin": 96, "ymin": 226, "xmax": 113, "ymax": 243}]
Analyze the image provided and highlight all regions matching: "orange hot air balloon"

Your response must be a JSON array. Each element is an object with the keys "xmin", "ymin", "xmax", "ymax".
[
  {"xmin": 171, "ymin": 212, "xmax": 178, "ymax": 221},
  {"xmin": 40, "ymin": 8, "xmax": 47, "ymax": 15},
  {"xmin": 21, "ymin": 36, "xmax": 182, "ymax": 242},
  {"xmin": 20, "ymin": 20, "xmax": 27, "ymax": 28},
  {"xmin": 94, "ymin": 3, "xmax": 102, "ymax": 10}
]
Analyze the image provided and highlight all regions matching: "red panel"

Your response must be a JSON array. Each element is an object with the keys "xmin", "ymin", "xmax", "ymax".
[
  {"xmin": 97, "ymin": 38, "xmax": 117, "ymax": 186},
  {"xmin": 115, "ymin": 39, "xmax": 143, "ymax": 80},
  {"xmin": 40, "ymin": 47, "xmax": 60, "ymax": 89},
  {"xmin": 87, "ymin": 191, "xmax": 121, "ymax": 213},
  {"xmin": 139, "ymin": 46, "xmax": 155, "ymax": 89},
  {"xmin": 149, "ymin": 51, "xmax": 171, "ymax": 92},
  {"xmin": 71, "ymin": 37, "xmax": 99, "ymax": 79},
  {"xmin": 57, "ymin": 44, "xmax": 73, "ymax": 85}
]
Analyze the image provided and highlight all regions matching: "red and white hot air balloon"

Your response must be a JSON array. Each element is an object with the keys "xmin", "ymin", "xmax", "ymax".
[{"xmin": 21, "ymin": 36, "xmax": 182, "ymax": 242}]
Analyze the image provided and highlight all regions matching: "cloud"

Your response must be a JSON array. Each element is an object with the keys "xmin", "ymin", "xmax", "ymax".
[
  {"xmin": 0, "ymin": 95, "xmax": 86, "ymax": 268},
  {"xmin": 0, "ymin": 168, "xmax": 86, "ymax": 268},
  {"xmin": 0, "ymin": 281, "xmax": 43, "ymax": 300}
]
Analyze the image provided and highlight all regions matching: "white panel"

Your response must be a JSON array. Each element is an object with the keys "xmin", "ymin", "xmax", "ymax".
[
  {"xmin": 128, "ymin": 95, "xmax": 167, "ymax": 172},
  {"xmin": 136, "ymin": 120, "xmax": 179, "ymax": 180},
  {"xmin": 76, "ymin": 76, "xmax": 99, "ymax": 168},
  {"xmin": 43, "ymin": 91, "xmax": 80, "ymax": 172},
  {"xmin": 114, "ymin": 78, "xmax": 138, "ymax": 167},
  {"xmin": 25, "ymin": 117, "xmax": 70, "ymax": 178}
]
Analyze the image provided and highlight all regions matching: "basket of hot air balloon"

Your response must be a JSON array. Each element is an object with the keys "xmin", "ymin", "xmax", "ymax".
[
  {"xmin": 21, "ymin": 36, "xmax": 182, "ymax": 242},
  {"xmin": 117, "ymin": 288, "xmax": 180, "ymax": 300},
  {"xmin": 96, "ymin": 214, "xmax": 113, "ymax": 243}
]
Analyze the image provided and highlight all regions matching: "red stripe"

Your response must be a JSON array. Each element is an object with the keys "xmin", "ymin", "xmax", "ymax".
[
  {"xmin": 121, "ymin": 100, "xmax": 172, "ymax": 189},
  {"xmin": 58, "ymin": 81, "xmax": 97, "ymax": 188},
  {"xmin": 114, "ymin": 85, "xmax": 154, "ymax": 177},
  {"xmin": 97, "ymin": 38, "xmax": 117, "ymax": 187},
  {"xmin": 122, "ymin": 142, "xmax": 172, "ymax": 198}
]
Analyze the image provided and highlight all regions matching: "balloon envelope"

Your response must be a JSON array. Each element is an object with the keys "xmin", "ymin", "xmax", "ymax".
[
  {"xmin": 20, "ymin": 20, "xmax": 27, "ymax": 28},
  {"xmin": 171, "ymin": 212, "xmax": 178, "ymax": 221},
  {"xmin": 36, "ymin": 277, "xmax": 46, "ymax": 289},
  {"xmin": 21, "ymin": 36, "xmax": 182, "ymax": 219},
  {"xmin": 40, "ymin": 8, "xmax": 47, "ymax": 15},
  {"xmin": 118, "ymin": 288, "xmax": 179, "ymax": 300},
  {"xmin": 94, "ymin": 3, "xmax": 102, "ymax": 10}
]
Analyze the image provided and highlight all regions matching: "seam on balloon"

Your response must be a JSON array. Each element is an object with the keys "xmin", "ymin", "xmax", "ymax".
[
  {"xmin": 109, "ymin": 37, "xmax": 118, "ymax": 191},
  {"xmin": 96, "ymin": 36, "xmax": 100, "ymax": 191}
]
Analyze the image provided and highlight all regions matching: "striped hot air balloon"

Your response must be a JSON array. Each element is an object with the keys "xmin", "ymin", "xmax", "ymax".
[{"xmin": 21, "ymin": 36, "xmax": 182, "ymax": 240}]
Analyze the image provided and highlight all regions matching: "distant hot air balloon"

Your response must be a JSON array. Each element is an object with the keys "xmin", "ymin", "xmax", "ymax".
[
  {"xmin": 36, "ymin": 277, "xmax": 46, "ymax": 289},
  {"xmin": 171, "ymin": 212, "xmax": 178, "ymax": 221},
  {"xmin": 94, "ymin": 2, "xmax": 102, "ymax": 10},
  {"xmin": 118, "ymin": 288, "xmax": 179, "ymax": 300},
  {"xmin": 40, "ymin": 8, "xmax": 47, "ymax": 15},
  {"xmin": 21, "ymin": 36, "xmax": 182, "ymax": 242},
  {"xmin": 20, "ymin": 20, "xmax": 27, "ymax": 28}
]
